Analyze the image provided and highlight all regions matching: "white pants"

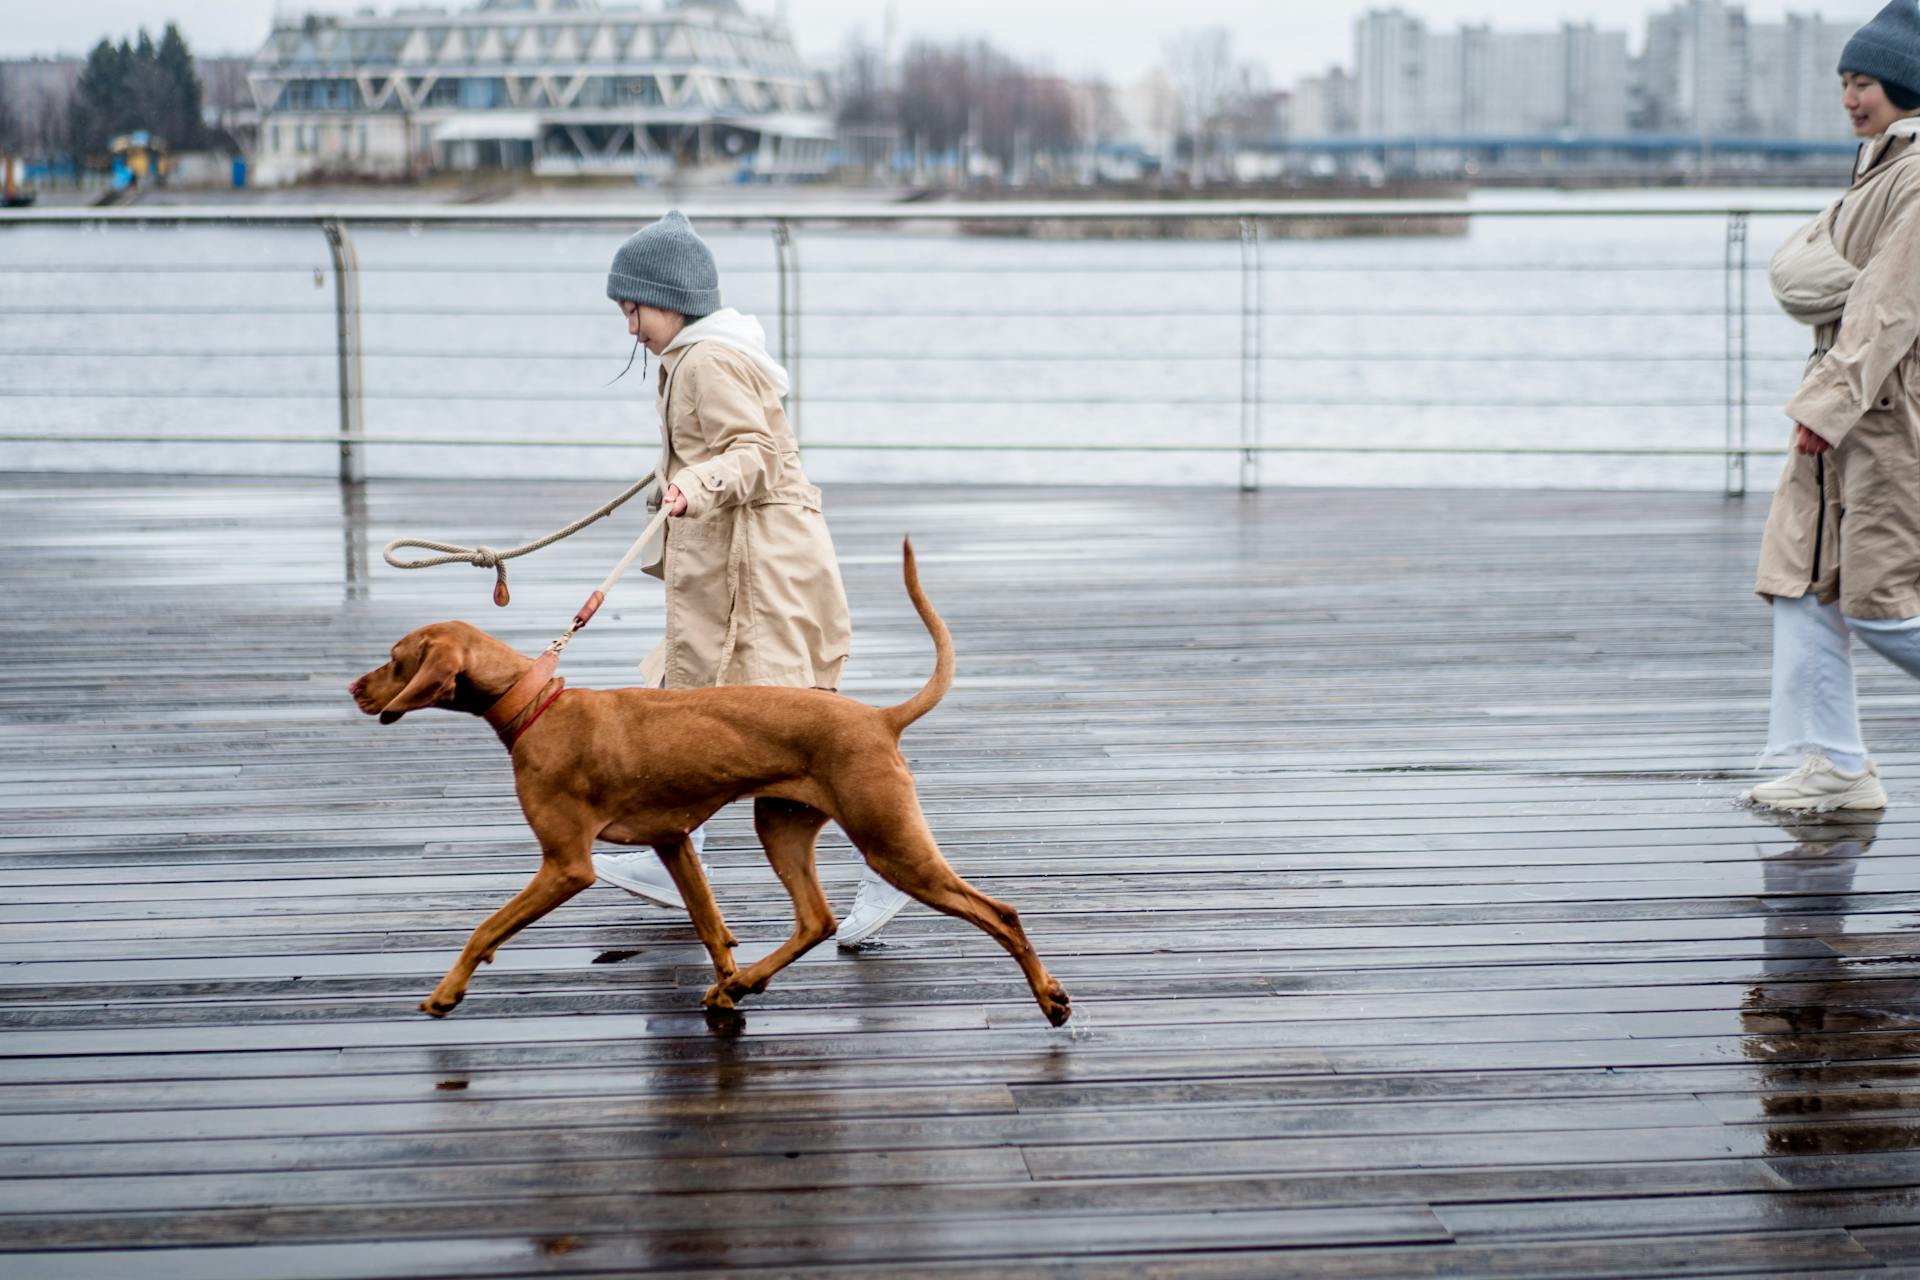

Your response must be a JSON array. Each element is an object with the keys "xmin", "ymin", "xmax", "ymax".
[{"xmin": 1767, "ymin": 592, "xmax": 1920, "ymax": 770}]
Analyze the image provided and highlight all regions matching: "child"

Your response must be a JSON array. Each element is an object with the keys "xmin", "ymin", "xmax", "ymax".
[{"xmin": 592, "ymin": 210, "xmax": 910, "ymax": 945}]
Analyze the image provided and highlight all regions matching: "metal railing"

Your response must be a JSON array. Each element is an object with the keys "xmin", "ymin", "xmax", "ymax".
[{"xmin": 0, "ymin": 197, "xmax": 1830, "ymax": 494}]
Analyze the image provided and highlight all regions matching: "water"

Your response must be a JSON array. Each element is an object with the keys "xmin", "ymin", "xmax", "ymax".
[{"xmin": 0, "ymin": 189, "xmax": 1836, "ymax": 491}]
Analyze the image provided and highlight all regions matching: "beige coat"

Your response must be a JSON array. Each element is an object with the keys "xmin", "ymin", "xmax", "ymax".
[
  {"xmin": 1757, "ymin": 125, "xmax": 1920, "ymax": 619},
  {"xmin": 638, "ymin": 342, "xmax": 851, "ymax": 690}
]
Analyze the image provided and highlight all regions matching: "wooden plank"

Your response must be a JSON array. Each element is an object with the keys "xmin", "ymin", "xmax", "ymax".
[
  {"xmin": 0, "ymin": 1161, "xmax": 1783, "ymax": 1249},
  {"xmin": 3, "ymin": 475, "xmax": 1916, "ymax": 1276}
]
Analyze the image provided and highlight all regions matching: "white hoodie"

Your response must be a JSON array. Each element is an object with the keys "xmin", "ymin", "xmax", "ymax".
[
  {"xmin": 1858, "ymin": 114, "xmax": 1920, "ymax": 176},
  {"xmin": 661, "ymin": 307, "xmax": 791, "ymax": 399}
]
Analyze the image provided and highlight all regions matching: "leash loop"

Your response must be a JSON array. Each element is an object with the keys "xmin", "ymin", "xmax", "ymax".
[
  {"xmin": 383, "ymin": 471, "xmax": 660, "ymax": 607},
  {"xmin": 385, "ymin": 471, "xmax": 677, "ymax": 659}
]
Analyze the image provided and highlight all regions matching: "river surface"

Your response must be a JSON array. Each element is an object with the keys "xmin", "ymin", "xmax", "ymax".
[{"xmin": 0, "ymin": 187, "xmax": 1843, "ymax": 491}]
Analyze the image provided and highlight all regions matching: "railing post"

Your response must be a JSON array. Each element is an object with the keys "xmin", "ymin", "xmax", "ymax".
[
  {"xmin": 340, "ymin": 475, "xmax": 369, "ymax": 599},
  {"xmin": 1724, "ymin": 211, "xmax": 1749, "ymax": 497},
  {"xmin": 321, "ymin": 218, "xmax": 366, "ymax": 485},
  {"xmin": 771, "ymin": 219, "xmax": 800, "ymax": 437},
  {"xmin": 1238, "ymin": 215, "xmax": 1263, "ymax": 492}
]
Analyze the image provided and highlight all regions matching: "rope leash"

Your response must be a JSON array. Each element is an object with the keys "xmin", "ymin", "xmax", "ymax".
[
  {"xmin": 383, "ymin": 470, "xmax": 670, "ymax": 654},
  {"xmin": 383, "ymin": 470, "xmax": 660, "ymax": 608}
]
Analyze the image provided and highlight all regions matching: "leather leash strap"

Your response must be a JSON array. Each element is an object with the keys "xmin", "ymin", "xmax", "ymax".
[{"xmin": 478, "ymin": 501, "xmax": 678, "ymax": 753}]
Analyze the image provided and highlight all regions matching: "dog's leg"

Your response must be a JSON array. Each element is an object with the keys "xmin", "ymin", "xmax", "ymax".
[
  {"xmin": 422, "ymin": 841, "xmax": 595, "ymax": 1017},
  {"xmin": 653, "ymin": 834, "xmax": 743, "ymax": 1004},
  {"xmin": 843, "ymin": 804, "xmax": 1071, "ymax": 1026},
  {"xmin": 712, "ymin": 798, "xmax": 837, "ymax": 1004}
]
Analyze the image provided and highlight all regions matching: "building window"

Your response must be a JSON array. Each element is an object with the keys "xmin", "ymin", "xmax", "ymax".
[{"xmin": 459, "ymin": 78, "xmax": 504, "ymax": 109}]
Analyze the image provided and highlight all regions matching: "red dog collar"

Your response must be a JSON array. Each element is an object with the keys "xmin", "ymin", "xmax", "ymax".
[{"xmin": 483, "ymin": 651, "xmax": 565, "ymax": 752}]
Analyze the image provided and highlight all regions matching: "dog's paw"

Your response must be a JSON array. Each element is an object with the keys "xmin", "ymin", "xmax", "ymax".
[
  {"xmin": 420, "ymin": 991, "xmax": 464, "ymax": 1018},
  {"xmin": 702, "ymin": 984, "xmax": 736, "ymax": 1011},
  {"xmin": 1039, "ymin": 981, "xmax": 1072, "ymax": 1027}
]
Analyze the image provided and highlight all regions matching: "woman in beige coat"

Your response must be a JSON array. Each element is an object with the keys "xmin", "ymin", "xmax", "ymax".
[
  {"xmin": 1748, "ymin": 2, "xmax": 1920, "ymax": 812},
  {"xmin": 591, "ymin": 211, "xmax": 911, "ymax": 944}
]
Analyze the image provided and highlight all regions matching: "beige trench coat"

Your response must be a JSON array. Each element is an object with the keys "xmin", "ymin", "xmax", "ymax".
[
  {"xmin": 1757, "ymin": 127, "xmax": 1920, "ymax": 619},
  {"xmin": 637, "ymin": 342, "xmax": 851, "ymax": 691}
]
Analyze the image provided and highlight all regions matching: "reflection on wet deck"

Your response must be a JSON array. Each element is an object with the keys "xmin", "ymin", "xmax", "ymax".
[{"xmin": 3, "ymin": 475, "xmax": 1919, "ymax": 1278}]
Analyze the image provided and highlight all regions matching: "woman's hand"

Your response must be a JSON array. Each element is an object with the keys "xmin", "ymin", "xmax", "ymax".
[
  {"xmin": 1795, "ymin": 425, "xmax": 1831, "ymax": 456},
  {"xmin": 664, "ymin": 483, "xmax": 689, "ymax": 516}
]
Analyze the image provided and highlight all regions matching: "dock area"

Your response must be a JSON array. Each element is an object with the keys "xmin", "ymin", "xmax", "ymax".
[{"xmin": 2, "ymin": 474, "xmax": 1919, "ymax": 1278}]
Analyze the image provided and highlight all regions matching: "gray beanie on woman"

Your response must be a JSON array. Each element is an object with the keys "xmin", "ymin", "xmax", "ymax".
[
  {"xmin": 1840, "ymin": 0, "xmax": 1920, "ymax": 96},
  {"xmin": 606, "ymin": 210, "xmax": 721, "ymax": 317}
]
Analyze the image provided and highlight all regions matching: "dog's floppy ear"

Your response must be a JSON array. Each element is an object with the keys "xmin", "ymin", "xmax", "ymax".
[{"xmin": 378, "ymin": 645, "xmax": 460, "ymax": 724}]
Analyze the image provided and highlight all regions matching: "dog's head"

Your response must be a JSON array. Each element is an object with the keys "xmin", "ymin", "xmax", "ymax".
[{"xmin": 350, "ymin": 621, "xmax": 489, "ymax": 724}]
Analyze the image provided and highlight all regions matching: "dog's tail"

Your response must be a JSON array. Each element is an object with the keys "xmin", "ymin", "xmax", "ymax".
[{"xmin": 882, "ymin": 537, "xmax": 954, "ymax": 736}]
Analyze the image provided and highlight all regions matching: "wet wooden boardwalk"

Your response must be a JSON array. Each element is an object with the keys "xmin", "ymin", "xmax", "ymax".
[{"xmin": 3, "ymin": 474, "xmax": 1920, "ymax": 1279}]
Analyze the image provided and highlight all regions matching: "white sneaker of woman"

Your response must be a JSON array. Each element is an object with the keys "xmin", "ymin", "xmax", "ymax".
[{"xmin": 1744, "ymin": 753, "xmax": 1888, "ymax": 811}]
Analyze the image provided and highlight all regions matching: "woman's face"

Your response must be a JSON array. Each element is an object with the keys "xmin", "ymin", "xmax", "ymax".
[
  {"xmin": 1843, "ymin": 73, "xmax": 1906, "ymax": 137},
  {"xmin": 620, "ymin": 301, "xmax": 686, "ymax": 355}
]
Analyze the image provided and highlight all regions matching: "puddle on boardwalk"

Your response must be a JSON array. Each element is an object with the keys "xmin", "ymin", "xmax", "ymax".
[{"xmin": 1728, "ymin": 812, "xmax": 1920, "ymax": 1159}]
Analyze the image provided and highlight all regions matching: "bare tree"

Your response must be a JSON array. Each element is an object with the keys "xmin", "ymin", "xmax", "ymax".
[
  {"xmin": 28, "ymin": 87, "xmax": 71, "ymax": 159},
  {"xmin": 834, "ymin": 30, "xmax": 891, "ymax": 127},
  {"xmin": 1163, "ymin": 28, "xmax": 1236, "ymax": 183},
  {"xmin": 893, "ymin": 37, "xmax": 1080, "ymax": 181},
  {"xmin": 1218, "ymin": 62, "xmax": 1281, "ymax": 150},
  {"xmin": 0, "ymin": 67, "xmax": 19, "ymax": 153}
]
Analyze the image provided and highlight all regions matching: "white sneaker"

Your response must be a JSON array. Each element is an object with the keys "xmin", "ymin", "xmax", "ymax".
[
  {"xmin": 595, "ymin": 851, "xmax": 692, "ymax": 908},
  {"xmin": 1744, "ymin": 753, "xmax": 1888, "ymax": 812},
  {"xmin": 834, "ymin": 868, "xmax": 912, "ymax": 947}
]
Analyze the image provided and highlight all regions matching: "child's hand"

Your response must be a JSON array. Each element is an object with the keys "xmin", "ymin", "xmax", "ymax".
[
  {"xmin": 665, "ymin": 484, "xmax": 689, "ymax": 516},
  {"xmin": 1795, "ymin": 425, "xmax": 1831, "ymax": 456}
]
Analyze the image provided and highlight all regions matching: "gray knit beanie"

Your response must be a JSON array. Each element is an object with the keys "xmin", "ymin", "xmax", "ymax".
[
  {"xmin": 1840, "ymin": 1, "xmax": 1920, "ymax": 103},
  {"xmin": 605, "ymin": 210, "xmax": 721, "ymax": 317}
]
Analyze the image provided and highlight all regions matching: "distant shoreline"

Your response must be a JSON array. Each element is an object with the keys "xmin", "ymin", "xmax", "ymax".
[{"xmin": 11, "ymin": 169, "xmax": 1858, "ymax": 214}]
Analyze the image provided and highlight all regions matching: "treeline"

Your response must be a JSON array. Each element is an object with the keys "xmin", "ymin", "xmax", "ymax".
[
  {"xmin": 0, "ymin": 23, "xmax": 208, "ymax": 159},
  {"xmin": 835, "ymin": 35, "xmax": 1096, "ymax": 169},
  {"xmin": 832, "ymin": 28, "xmax": 1278, "ymax": 183}
]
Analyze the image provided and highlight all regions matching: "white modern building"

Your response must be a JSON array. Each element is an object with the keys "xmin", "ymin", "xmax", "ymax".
[
  {"xmin": 1637, "ymin": 1, "xmax": 1857, "ymax": 139},
  {"xmin": 247, "ymin": 0, "xmax": 834, "ymax": 185},
  {"xmin": 1561, "ymin": 23, "xmax": 1632, "ymax": 136},
  {"xmin": 1354, "ymin": 9, "xmax": 1428, "ymax": 137},
  {"xmin": 1746, "ymin": 14, "xmax": 1853, "ymax": 139},
  {"xmin": 1290, "ymin": 67, "xmax": 1357, "ymax": 139},
  {"xmin": 1640, "ymin": 0, "xmax": 1751, "ymax": 134},
  {"xmin": 1353, "ymin": 9, "xmax": 1629, "ymax": 138}
]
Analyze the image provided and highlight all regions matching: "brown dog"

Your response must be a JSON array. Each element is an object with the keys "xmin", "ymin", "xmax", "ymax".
[{"xmin": 349, "ymin": 540, "xmax": 1070, "ymax": 1026}]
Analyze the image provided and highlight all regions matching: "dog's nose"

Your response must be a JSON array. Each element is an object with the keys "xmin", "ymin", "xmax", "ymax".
[{"xmin": 348, "ymin": 676, "xmax": 363, "ymax": 698}]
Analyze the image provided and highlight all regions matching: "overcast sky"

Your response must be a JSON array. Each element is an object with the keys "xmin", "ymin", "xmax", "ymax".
[{"xmin": 3, "ymin": 1, "xmax": 1889, "ymax": 84}]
